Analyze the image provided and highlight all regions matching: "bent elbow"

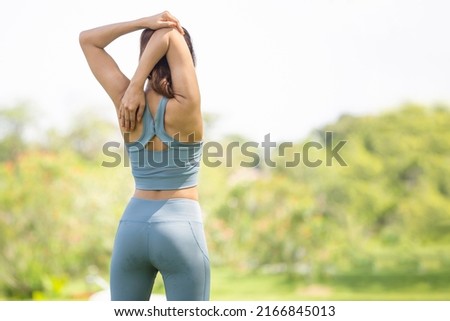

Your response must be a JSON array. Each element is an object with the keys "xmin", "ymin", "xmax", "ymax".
[
  {"xmin": 78, "ymin": 30, "xmax": 93, "ymax": 48},
  {"xmin": 79, "ymin": 31, "xmax": 88, "ymax": 47}
]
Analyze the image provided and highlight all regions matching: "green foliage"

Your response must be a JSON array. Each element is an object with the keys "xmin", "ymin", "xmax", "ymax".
[
  {"xmin": 1, "ymin": 103, "xmax": 449, "ymax": 299},
  {"xmin": 0, "ymin": 108, "xmax": 131, "ymax": 299},
  {"xmin": 205, "ymin": 104, "xmax": 450, "ymax": 282},
  {"xmin": 0, "ymin": 103, "xmax": 34, "ymax": 161},
  {"xmin": 0, "ymin": 148, "xmax": 132, "ymax": 298}
]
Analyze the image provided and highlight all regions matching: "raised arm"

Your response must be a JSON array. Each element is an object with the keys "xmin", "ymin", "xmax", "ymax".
[
  {"xmin": 166, "ymin": 29, "xmax": 201, "ymax": 109},
  {"xmin": 79, "ymin": 19, "xmax": 141, "ymax": 106},
  {"xmin": 121, "ymin": 28, "xmax": 201, "ymax": 136},
  {"xmin": 79, "ymin": 11, "xmax": 183, "ymax": 130}
]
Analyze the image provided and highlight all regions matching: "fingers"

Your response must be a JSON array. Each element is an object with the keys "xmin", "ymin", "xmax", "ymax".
[
  {"xmin": 119, "ymin": 104, "xmax": 125, "ymax": 129},
  {"xmin": 119, "ymin": 104, "xmax": 132, "ymax": 131},
  {"xmin": 137, "ymin": 103, "xmax": 145, "ymax": 122},
  {"xmin": 129, "ymin": 110, "xmax": 136, "ymax": 131},
  {"xmin": 162, "ymin": 11, "xmax": 184, "ymax": 34},
  {"xmin": 124, "ymin": 110, "xmax": 136, "ymax": 131},
  {"xmin": 176, "ymin": 22, "xmax": 184, "ymax": 35},
  {"xmin": 120, "ymin": 85, "xmax": 145, "ymax": 131}
]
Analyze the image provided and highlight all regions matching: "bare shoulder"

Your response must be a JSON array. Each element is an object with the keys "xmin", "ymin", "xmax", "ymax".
[
  {"xmin": 163, "ymin": 28, "xmax": 202, "ymax": 142},
  {"xmin": 165, "ymin": 98, "xmax": 203, "ymax": 142}
]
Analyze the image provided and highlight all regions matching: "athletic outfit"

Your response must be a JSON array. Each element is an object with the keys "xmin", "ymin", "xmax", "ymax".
[{"xmin": 110, "ymin": 96, "xmax": 210, "ymax": 301}]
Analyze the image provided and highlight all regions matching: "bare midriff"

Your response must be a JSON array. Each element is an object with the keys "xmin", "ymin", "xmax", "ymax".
[{"xmin": 133, "ymin": 186, "xmax": 199, "ymax": 201}]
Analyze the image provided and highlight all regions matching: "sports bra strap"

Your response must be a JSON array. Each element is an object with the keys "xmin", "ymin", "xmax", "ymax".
[
  {"xmin": 125, "ymin": 96, "xmax": 203, "ymax": 190},
  {"xmin": 154, "ymin": 96, "xmax": 176, "ymax": 143},
  {"xmin": 154, "ymin": 96, "xmax": 169, "ymax": 132}
]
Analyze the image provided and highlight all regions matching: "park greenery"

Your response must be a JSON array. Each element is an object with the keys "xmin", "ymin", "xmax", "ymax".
[{"xmin": 0, "ymin": 103, "xmax": 449, "ymax": 300}]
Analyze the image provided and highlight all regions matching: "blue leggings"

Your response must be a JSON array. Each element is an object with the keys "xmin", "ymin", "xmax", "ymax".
[{"xmin": 110, "ymin": 197, "xmax": 210, "ymax": 301}]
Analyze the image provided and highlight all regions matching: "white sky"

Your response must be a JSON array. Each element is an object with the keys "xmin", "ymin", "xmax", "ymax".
[{"xmin": 1, "ymin": 0, "xmax": 450, "ymax": 142}]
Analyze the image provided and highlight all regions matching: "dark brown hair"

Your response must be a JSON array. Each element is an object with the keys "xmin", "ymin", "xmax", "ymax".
[{"xmin": 140, "ymin": 27, "xmax": 196, "ymax": 98}]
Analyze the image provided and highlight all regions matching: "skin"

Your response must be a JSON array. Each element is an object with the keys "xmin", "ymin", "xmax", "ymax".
[{"xmin": 79, "ymin": 11, "xmax": 203, "ymax": 200}]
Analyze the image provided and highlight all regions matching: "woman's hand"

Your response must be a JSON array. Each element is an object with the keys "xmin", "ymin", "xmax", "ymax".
[
  {"xmin": 119, "ymin": 82, "xmax": 145, "ymax": 132},
  {"xmin": 118, "ymin": 11, "xmax": 183, "ymax": 131},
  {"xmin": 144, "ymin": 11, "xmax": 184, "ymax": 35}
]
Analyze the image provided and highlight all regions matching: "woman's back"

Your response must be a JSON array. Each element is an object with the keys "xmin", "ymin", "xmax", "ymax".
[
  {"xmin": 79, "ymin": 11, "xmax": 210, "ymax": 301},
  {"xmin": 127, "ymin": 89, "xmax": 203, "ymax": 150},
  {"xmin": 126, "ymin": 94, "xmax": 203, "ymax": 191}
]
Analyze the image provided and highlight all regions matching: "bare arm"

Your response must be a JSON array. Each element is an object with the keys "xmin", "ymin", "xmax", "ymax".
[
  {"xmin": 119, "ymin": 29, "xmax": 171, "ymax": 129},
  {"xmin": 79, "ymin": 19, "xmax": 142, "ymax": 106},
  {"xmin": 79, "ymin": 11, "xmax": 183, "ymax": 131},
  {"xmin": 122, "ymin": 28, "xmax": 201, "ymax": 137}
]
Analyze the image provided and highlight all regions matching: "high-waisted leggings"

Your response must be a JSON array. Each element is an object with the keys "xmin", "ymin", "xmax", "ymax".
[{"xmin": 110, "ymin": 197, "xmax": 210, "ymax": 301}]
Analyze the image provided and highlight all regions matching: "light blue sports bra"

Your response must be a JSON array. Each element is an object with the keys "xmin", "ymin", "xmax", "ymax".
[{"xmin": 125, "ymin": 96, "xmax": 202, "ymax": 190}]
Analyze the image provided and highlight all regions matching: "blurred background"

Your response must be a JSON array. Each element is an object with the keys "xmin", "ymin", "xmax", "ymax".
[{"xmin": 1, "ymin": 0, "xmax": 450, "ymax": 300}]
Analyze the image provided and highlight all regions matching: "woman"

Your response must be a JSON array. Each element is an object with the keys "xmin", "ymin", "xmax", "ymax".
[{"xmin": 79, "ymin": 11, "xmax": 210, "ymax": 301}]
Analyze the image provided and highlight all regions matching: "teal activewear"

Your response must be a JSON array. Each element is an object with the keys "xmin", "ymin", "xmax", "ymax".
[
  {"xmin": 110, "ymin": 97, "xmax": 209, "ymax": 301},
  {"xmin": 125, "ymin": 96, "xmax": 203, "ymax": 190},
  {"xmin": 110, "ymin": 198, "xmax": 210, "ymax": 300}
]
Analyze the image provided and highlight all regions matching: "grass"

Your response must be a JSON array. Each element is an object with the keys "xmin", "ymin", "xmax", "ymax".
[
  {"xmin": 3, "ymin": 267, "xmax": 450, "ymax": 300},
  {"xmin": 156, "ymin": 267, "xmax": 450, "ymax": 301}
]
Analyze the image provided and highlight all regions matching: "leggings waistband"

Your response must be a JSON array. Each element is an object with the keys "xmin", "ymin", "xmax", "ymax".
[{"xmin": 120, "ymin": 197, "xmax": 203, "ymax": 223}]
